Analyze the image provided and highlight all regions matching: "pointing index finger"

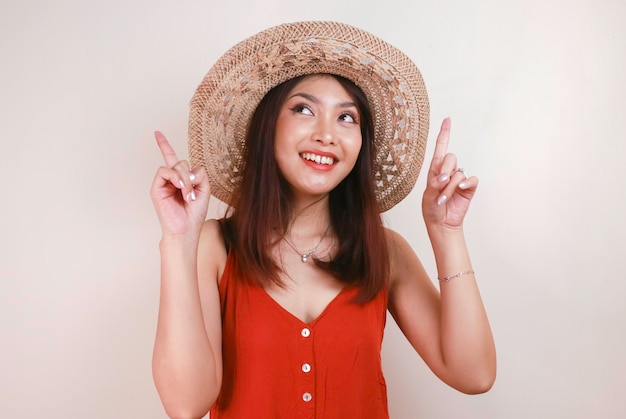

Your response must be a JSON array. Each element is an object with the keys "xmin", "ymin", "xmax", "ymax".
[
  {"xmin": 429, "ymin": 117, "xmax": 451, "ymax": 173},
  {"xmin": 154, "ymin": 131, "xmax": 179, "ymax": 168}
]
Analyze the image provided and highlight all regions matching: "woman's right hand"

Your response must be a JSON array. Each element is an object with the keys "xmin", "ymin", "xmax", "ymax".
[{"xmin": 150, "ymin": 131, "xmax": 210, "ymax": 238}]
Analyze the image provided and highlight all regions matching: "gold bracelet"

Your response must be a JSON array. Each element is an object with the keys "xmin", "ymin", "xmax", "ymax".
[{"xmin": 438, "ymin": 270, "xmax": 474, "ymax": 282}]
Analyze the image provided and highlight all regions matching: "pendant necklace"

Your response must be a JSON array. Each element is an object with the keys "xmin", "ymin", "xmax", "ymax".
[{"xmin": 283, "ymin": 225, "xmax": 331, "ymax": 263}]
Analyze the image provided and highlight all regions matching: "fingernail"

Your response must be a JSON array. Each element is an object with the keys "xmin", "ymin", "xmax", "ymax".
[
  {"xmin": 437, "ymin": 195, "xmax": 447, "ymax": 205},
  {"xmin": 190, "ymin": 189, "xmax": 197, "ymax": 201},
  {"xmin": 186, "ymin": 192, "xmax": 192, "ymax": 202},
  {"xmin": 179, "ymin": 180, "xmax": 185, "ymax": 189},
  {"xmin": 189, "ymin": 173, "xmax": 196, "ymax": 182},
  {"xmin": 459, "ymin": 181, "xmax": 467, "ymax": 189},
  {"xmin": 438, "ymin": 174, "xmax": 449, "ymax": 183}
]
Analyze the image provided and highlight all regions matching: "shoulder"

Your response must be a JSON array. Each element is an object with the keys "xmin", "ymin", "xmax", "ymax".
[
  {"xmin": 383, "ymin": 227, "xmax": 415, "ymax": 265},
  {"xmin": 382, "ymin": 227, "xmax": 427, "ymax": 289},
  {"xmin": 382, "ymin": 227, "xmax": 437, "ymax": 320},
  {"xmin": 199, "ymin": 218, "xmax": 227, "ymax": 244},
  {"xmin": 198, "ymin": 218, "xmax": 229, "ymax": 284}
]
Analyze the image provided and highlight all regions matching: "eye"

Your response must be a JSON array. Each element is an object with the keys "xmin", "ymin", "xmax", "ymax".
[
  {"xmin": 339, "ymin": 112, "xmax": 359, "ymax": 124},
  {"xmin": 291, "ymin": 104, "xmax": 314, "ymax": 116}
]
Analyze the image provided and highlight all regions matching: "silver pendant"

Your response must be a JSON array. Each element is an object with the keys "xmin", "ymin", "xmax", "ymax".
[{"xmin": 301, "ymin": 254, "xmax": 308, "ymax": 263}]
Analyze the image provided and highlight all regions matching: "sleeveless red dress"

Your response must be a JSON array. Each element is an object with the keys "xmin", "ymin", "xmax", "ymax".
[{"xmin": 210, "ymin": 251, "xmax": 390, "ymax": 418}]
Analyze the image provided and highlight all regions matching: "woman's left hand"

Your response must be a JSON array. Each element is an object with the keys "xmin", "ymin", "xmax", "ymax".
[{"xmin": 422, "ymin": 118, "xmax": 478, "ymax": 230}]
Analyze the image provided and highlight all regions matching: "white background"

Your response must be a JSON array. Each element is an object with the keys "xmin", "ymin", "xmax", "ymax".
[{"xmin": 1, "ymin": 0, "xmax": 624, "ymax": 418}]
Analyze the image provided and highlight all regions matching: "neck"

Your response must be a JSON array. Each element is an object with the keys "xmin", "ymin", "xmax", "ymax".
[
  {"xmin": 282, "ymin": 202, "xmax": 333, "ymax": 263},
  {"xmin": 288, "ymin": 194, "xmax": 331, "ymax": 237}
]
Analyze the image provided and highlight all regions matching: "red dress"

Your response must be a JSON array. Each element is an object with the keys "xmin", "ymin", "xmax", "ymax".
[{"xmin": 210, "ymin": 251, "xmax": 390, "ymax": 418}]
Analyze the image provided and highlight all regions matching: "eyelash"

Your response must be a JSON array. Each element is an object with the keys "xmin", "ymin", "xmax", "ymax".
[
  {"xmin": 290, "ymin": 104, "xmax": 359, "ymax": 124},
  {"xmin": 291, "ymin": 104, "xmax": 313, "ymax": 115},
  {"xmin": 340, "ymin": 112, "xmax": 358, "ymax": 124}
]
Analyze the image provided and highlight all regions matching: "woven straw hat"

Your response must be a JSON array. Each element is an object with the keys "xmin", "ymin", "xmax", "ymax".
[{"xmin": 189, "ymin": 21, "xmax": 429, "ymax": 212}]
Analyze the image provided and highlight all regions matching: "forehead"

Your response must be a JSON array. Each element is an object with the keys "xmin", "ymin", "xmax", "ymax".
[{"xmin": 286, "ymin": 74, "xmax": 354, "ymax": 100}]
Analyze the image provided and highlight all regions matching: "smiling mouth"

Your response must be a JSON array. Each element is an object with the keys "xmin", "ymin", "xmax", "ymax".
[{"xmin": 300, "ymin": 152, "xmax": 335, "ymax": 165}]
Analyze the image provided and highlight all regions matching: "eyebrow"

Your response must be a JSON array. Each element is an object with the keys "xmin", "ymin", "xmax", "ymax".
[{"xmin": 288, "ymin": 92, "xmax": 357, "ymax": 109}]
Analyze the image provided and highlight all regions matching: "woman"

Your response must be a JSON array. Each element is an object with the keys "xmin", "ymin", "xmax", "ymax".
[{"xmin": 151, "ymin": 22, "xmax": 496, "ymax": 419}]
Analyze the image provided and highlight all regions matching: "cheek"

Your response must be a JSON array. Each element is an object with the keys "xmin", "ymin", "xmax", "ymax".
[
  {"xmin": 274, "ymin": 120, "xmax": 307, "ymax": 154},
  {"xmin": 273, "ymin": 148, "xmax": 292, "ymax": 177},
  {"xmin": 346, "ymin": 136, "xmax": 363, "ymax": 165},
  {"xmin": 273, "ymin": 123, "xmax": 288, "ymax": 150},
  {"xmin": 273, "ymin": 122, "xmax": 295, "ymax": 164}
]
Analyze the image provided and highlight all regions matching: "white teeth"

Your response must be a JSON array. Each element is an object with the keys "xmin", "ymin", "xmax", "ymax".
[{"xmin": 301, "ymin": 153, "xmax": 334, "ymax": 165}]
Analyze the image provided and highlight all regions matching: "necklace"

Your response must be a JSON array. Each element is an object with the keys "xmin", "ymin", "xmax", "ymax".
[{"xmin": 282, "ymin": 225, "xmax": 331, "ymax": 263}]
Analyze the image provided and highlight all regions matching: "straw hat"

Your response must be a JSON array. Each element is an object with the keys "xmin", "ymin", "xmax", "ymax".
[{"xmin": 188, "ymin": 21, "xmax": 429, "ymax": 212}]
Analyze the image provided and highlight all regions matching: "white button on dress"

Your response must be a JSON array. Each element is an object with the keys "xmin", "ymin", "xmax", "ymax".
[
  {"xmin": 301, "ymin": 328, "xmax": 311, "ymax": 337},
  {"xmin": 302, "ymin": 392, "xmax": 312, "ymax": 402},
  {"xmin": 302, "ymin": 363, "xmax": 311, "ymax": 373}
]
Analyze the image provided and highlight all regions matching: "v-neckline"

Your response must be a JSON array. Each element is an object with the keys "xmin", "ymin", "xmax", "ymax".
[{"xmin": 259, "ymin": 285, "xmax": 351, "ymax": 327}]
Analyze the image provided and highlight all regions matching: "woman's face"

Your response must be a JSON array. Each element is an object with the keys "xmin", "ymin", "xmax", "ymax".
[{"xmin": 274, "ymin": 75, "xmax": 363, "ymax": 202}]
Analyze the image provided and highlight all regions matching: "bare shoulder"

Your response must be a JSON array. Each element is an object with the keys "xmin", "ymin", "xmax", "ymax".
[
  {"xmin": 383, "ymin": 227, "xmax": 404, "ymax": 250},
  {"xmin": 198, "ymin": 218, "xmax": 228, "ymax": 285},
  {"xmin": 383, "ymin": 227, "xmax": 430, "ymax": 290},
  {"xmin": 383, "ymin": 227, "xmax": 418, "ymax": 266}
]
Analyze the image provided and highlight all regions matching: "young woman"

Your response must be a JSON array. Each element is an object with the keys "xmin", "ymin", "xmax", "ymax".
[{"xmin": 150, "ymin": 22, "xmax": 496, "ymax": 419}]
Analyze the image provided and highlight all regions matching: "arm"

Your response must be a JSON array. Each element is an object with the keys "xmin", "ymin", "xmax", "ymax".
[
  {"xmin": 150, "ymin": 132, "xmax": 224, "ymax": 418},
  {"xmin": 387, "ymin": 119, "xmax": 496, "ymax": 394}
]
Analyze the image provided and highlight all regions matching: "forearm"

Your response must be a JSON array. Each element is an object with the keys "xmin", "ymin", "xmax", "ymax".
[
  {"xmin": 428, "ymin": 226, "xmax": 496, "ymax": 393},
  {"xmin": 153, "ymin": 235, "xmax": 219, "ymax": 416}
]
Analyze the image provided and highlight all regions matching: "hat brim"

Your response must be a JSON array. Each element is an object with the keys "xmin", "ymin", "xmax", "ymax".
[{"xmin": 189, "ymin": 21, "xmax": 429, "ymax": 212}]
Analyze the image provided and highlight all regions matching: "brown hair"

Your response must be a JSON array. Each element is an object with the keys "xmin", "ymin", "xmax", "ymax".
[{"xmin": 222, "ymin": 74, "xmax": 389, "ymax": 303}]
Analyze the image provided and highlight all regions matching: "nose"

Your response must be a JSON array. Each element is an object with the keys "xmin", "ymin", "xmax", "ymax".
[{"xmin": 313, "ymin": 115, "xmax": 336, "ymax": 145}]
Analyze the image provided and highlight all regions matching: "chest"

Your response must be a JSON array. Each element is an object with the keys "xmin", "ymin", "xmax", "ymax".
[
  {"xmin": 216, "ymin": 267, "xmax": 390, "ymax": 417},
  {"xmin": 223, "ymin": 276, "xmax": 387, "ymax": 357},
  {"xmin": 265, "ymin": 264, "xmax": 344, "ymax": 324}
]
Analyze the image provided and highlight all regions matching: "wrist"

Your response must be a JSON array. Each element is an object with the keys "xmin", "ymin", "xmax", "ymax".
[
  {"xmin": 160, "ymin": 232, "xmax": 200, "ymax": 252},
  {"xmin": 426, "ymin": 225, "xmax": 473, "ymax": 273},
  {"xmin": 159, "ymin": 234, "xmax": 200, "ymax": 283},
  {"xmin": 426, "ymin": 223, "xmax": 465, "ymax": 246}
]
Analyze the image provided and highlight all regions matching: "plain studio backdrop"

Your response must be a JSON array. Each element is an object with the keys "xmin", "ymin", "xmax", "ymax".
[{"xmin": 1, "ymin": 0, "xmax": 624, "ymax": 418}]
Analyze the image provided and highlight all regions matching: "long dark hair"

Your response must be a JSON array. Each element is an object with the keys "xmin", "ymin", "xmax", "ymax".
[{"xmin": 222, "ymin": 74, "xmax": 389, "ymax": 303}]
